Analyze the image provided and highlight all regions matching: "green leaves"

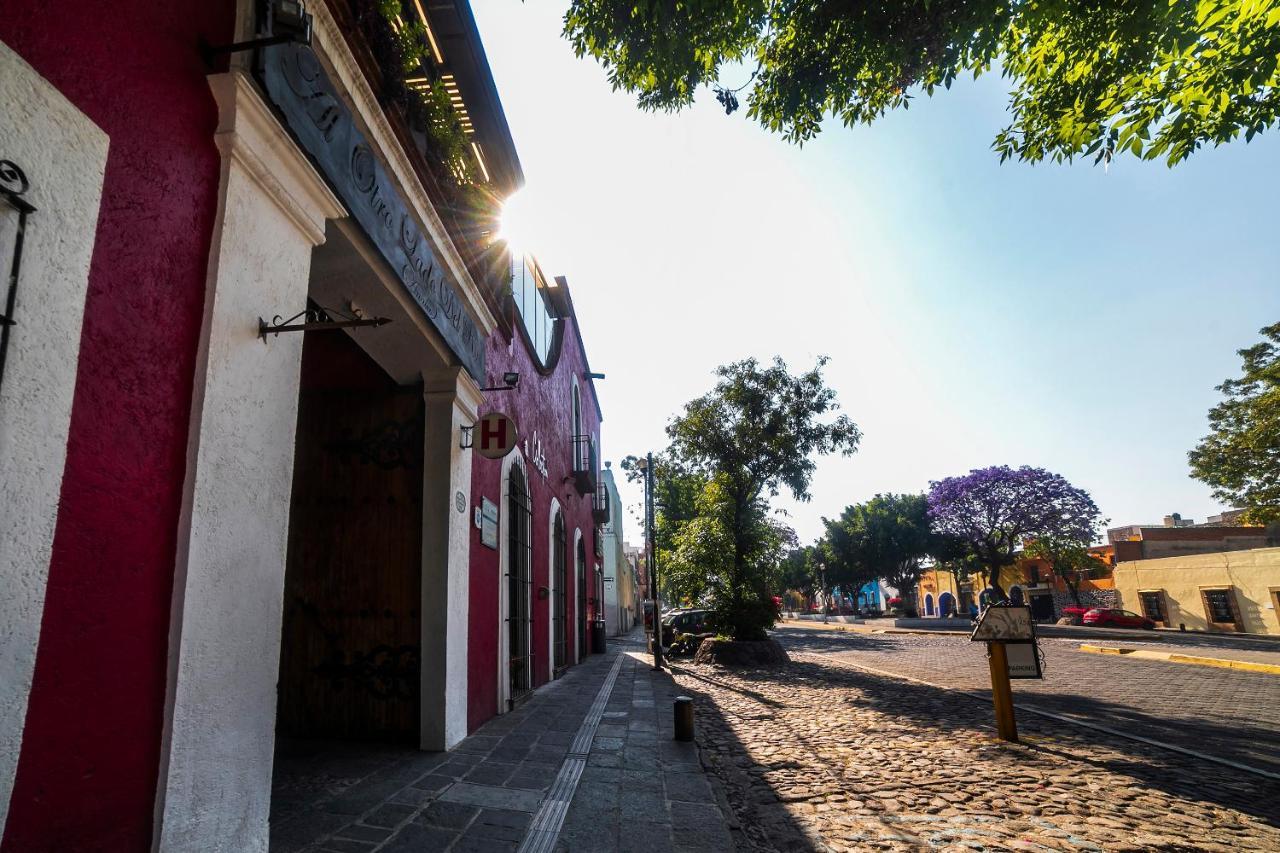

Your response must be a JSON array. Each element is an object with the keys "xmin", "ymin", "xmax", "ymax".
[
  {"xmin": 563, "ymin": 0, "xmax": 1280, "ymax": 165},
  {"xmin": 1188, "ymin": 322, "xmax": 1280, "ymax": 523},
  {"xmin": 653, "ymin": 355, "xmax": 859, "ymax": 638}
]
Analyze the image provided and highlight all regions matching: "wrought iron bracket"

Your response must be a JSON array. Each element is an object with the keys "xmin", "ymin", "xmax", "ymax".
[
  {"xmin": 1, "ymin": 159, "xmax": 36, "ymax": 400},
  {"xmin": 258, "ymin": 304, "xmax": 390, "ymax": 340}
]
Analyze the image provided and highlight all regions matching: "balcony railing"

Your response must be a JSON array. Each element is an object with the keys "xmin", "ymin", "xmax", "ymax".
[
  {"xmin": 592, "ymin": 484, "xmax": 610, "ymax": 525},
  {"xmin": 572, "ymin": 435, "xmax": 597, "ymax": 495}
]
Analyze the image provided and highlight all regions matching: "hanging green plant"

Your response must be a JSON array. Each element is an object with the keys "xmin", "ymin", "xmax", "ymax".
[{"xmin": 354, "ymin": 0, "xmax": 481, "ymax": 189}]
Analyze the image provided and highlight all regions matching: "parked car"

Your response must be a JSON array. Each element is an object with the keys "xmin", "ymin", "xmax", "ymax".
[
  {"xmin": 1082, "ymin": 608, "xmax": 1155, "ymax": 630},
  {"xmin": 1059, "ymin": 605, "xmax": 1090, "ymax": 626},
  {"xmin": 660, "ymin": 608, "xmax": 715, "ymax": 654}
]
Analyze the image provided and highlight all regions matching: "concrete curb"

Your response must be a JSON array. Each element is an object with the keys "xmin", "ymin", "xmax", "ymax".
[{"xmin": 1078, "ymin": 644, "xmax": 1280, "ymax": 676}]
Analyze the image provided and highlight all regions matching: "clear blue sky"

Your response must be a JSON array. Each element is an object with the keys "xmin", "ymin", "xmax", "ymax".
[{"xmin": 472, "ymin": 1, "xmax": 1280, "ymax": 546}]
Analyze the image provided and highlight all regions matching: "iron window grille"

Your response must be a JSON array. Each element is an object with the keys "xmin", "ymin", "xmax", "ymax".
[
  {"xmin": 592, "ymin": 484, "xmax": 610, "ymax": 524},
  {"xmin": 572, "ymin": 434, "xmax": 597, "ymax": 495},
  {"xmin": 553, "ymin": 511, "xmax": 567, "ymax": 673},
  {"xmin": 507, "ymin": 466, "xmax": 533, "ymax": 706},
  {"xmin": 0, "ymin": 160, "xmax": 36, "ymax": 400}
]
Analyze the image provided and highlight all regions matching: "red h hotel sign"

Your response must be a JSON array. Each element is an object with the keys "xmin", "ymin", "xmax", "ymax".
[{"xmin": 475, "ymin": 412, "xmax": 518, "ymax": 459}]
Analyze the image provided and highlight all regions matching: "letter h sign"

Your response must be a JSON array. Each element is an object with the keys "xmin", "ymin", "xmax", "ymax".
[{"xmin": 475, "ymin": 412, "xmax": 517, "ymax": 460}]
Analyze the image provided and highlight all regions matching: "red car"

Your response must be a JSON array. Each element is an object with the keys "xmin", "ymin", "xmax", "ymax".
[{"xmin": 1082, "ymin": 608, "xmax": 1155, "ymax": 630}]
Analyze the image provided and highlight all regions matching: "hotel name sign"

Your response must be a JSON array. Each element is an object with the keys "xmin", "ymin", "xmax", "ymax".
[{"xmin": 259, "ymin": 44, "xmax": 485, "ymax": 381}]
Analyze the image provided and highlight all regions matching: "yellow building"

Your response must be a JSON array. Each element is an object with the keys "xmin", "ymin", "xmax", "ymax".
[
  {"xmin": 1113, "ymin": 547, "xmax": 1280, "ymax": 635},
  {"xmin": 916, "ymin": 565, "xmax": 1024, "ymax": 617}
]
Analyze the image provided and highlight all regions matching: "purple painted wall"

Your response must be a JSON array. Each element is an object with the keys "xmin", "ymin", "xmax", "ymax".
[
  {"xmin": 0, "ymin": 1, "xmax": 232, "ymax": 849},
  {"xmin": 468, "ymin": 298, "xmax": 602, "ymax": 732}
]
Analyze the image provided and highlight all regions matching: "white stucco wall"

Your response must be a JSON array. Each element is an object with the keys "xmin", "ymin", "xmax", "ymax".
[
  {"xmin": 421, "ymin": 369, "xmax": 480, "ymax": 749},
  {"xmin": 600, "ymin": 468, "xmax": 627, "ymax": 636},
  {"xmin": 0, "ymin": 40, "xmax": 109, "ymax": 835},
  {"xmin": 153, "ymin": 71, "xmax": 345, "ymax": 853}
]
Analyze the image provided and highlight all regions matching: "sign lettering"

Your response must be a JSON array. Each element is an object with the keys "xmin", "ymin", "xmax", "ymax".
[{"xmin": 258, "ymin": 44, "xmax": 486, "ymax": 381}]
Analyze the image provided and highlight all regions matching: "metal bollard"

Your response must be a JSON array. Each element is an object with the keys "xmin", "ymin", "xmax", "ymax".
[{"xmin": 674, "ymin": 695, "xmax": 694, "ymax": 742}]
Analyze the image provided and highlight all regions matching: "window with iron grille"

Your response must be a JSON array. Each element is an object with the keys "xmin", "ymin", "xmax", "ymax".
[
  {"xmin": 507, "ymin": 466, "xmax": 532, "ymax": 704},
  {"xmin": 553, "ymin": 511, "xmax": 567, "ymax": 671},
  {"xmin": 1203, "ymin": 588, "xmax": 1235, "ymax": 625},
  {"xmin": 1138, "ymin": 591, "xmax": 1165, "ymax": 623}
]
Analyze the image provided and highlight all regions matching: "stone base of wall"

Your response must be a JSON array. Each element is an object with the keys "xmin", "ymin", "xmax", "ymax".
[{"xmin": 1051, "ymin": 588, "xmax": 1118, "ymax": 615}]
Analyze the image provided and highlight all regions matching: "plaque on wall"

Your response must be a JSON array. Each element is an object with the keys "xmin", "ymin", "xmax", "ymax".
[{"xmin": 481, "ymin": 497, "xmax": 499, "ymax": 550}]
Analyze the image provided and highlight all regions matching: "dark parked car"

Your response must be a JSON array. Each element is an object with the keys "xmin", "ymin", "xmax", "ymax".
[
  {"xmin": 660, "ymin": 608, "xmax": 715, "ymax": 654},
  {"xmin": 1082, "ymin": 608, "xmax": 1156, "ymax": 630}
]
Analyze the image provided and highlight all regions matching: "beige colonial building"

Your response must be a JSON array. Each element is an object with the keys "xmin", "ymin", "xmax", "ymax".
[{"xmin": 1113, "ymin": 547, "xmax": 1280, "ymax": 635}]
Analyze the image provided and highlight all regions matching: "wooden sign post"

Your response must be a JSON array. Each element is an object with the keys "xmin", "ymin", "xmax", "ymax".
[
  {"xmin": 986, "ymin": 642, "xmax": 1018, "ymax": 741},
  {"xmin": 970, "ymin": 604, "xmax": 1040, "ymax": 743}
]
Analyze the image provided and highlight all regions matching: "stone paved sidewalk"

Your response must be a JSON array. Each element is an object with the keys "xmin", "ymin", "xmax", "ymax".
[{"xmin": 269, "ymin": 630, "xmax": 736, "ymax": 852}]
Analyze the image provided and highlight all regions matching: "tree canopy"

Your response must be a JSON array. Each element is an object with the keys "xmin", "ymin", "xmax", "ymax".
[
  {"xmin": 1188, "ymin": 322, "xmax": 1280, "ymax": 524},
  {"xmin": 563, "ymin": 0, "xmax": 1280, "ymax": 165},
  {"xmin": 662, "ymin": 356, "xmax": 860, "ymax": 639},
  {"xmin": 927, "ymin": 466, "xmax": 1102, "ymax": 599},
  {"xmin": 1024, "ymin": 536, "xmax": 1110, "ymax": 607},
  {"xmin": 822, "ymin": 493, "xmax": 936, "ymax": 607}
]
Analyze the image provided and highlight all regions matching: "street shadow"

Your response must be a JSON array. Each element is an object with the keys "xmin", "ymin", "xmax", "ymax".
[
  {"xmin": 741, "ymin": 658, "xmax": 1280, "ymax": 829},
  {"xmin": 667, "ymin": 663, "xmax": 824, "ymax": 851}
]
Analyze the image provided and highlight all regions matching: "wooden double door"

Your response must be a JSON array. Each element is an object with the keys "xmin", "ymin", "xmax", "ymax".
[{"xmin": 277, "ymin": 333, "xmax": 424, "ymax": 743}]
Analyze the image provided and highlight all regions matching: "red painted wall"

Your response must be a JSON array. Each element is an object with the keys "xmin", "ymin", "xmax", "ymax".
[
  {"xmin": 1, "ymin": 2, "xmax": 233, "ymax": 850},
  {"xmin": 468, "ymin": 309, "xmax": 603, "ymax": 732}
]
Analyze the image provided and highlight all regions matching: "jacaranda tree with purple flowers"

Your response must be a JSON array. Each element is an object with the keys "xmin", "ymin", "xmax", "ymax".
[{"xmin": 927, "ymin": 466, "xmax": 1102, "ymax": 603}]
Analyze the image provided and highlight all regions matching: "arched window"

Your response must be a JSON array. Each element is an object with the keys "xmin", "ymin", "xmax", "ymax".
[
  {"xmin": 572, "ymin": 381, "xmax": 582, "ymax": 443},
  {"xmin": 552, "ymin": 511, "xmax": 567, "ymax": 671},
  {"xmin": 507, "ymin": 465, "xmax": 532, "ymax": 704}
]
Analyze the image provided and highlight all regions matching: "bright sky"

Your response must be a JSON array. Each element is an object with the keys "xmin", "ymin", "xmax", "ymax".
[{"xmin": 472, "ymin": 1, "xmax": 1280, "ymax": 547}]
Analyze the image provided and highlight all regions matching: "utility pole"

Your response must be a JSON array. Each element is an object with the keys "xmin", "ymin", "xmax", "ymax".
[
  {"xmin": 645, "ymin": 452, "xmax": 663, "ymax": 671},
  {"xmin": 821, "ymin": 562, "xmax": 828, "ymax": 624}
]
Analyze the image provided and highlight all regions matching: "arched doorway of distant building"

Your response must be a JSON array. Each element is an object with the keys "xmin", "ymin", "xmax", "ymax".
[
  {"xmin": 938, "ymin": 592, "xmax": 955, "ymax": 618},
  {"xmin": 924, "ymin": 593, "xmax": 935, "ymax": 617}
]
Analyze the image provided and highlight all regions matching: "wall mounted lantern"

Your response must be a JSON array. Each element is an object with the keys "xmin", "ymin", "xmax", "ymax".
[
  {"xmin": 0, "ymin": 159, "xmax": 35, "ymax": 400},
  {"xmin": 201, "ymin": 0, "xmax": 313, "ymax": 65},
  {"xmin": 479, "ymin": 372, "xmax": 520, "ymax": 392}
]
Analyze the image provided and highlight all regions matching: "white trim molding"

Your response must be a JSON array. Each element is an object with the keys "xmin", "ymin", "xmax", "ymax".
[
  {"xmin": 153, "ymin": 70, "xmax": 344, "ymax": 853},
  {"xmin": 0, "ymin": 39, "xmax": 109, "ymax": 836}
]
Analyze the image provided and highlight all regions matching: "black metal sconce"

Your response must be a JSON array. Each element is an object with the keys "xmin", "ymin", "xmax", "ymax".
[
  {"xmin": 259, "ymin": 303, "xmax": 390, "ymax": 339},
  {"xmin": 0, "ymin": 159, "xmax": 35, "ymax": 400},
  {"xmin": 201, "ymin": 0, "xmax": 313, "ymax": 66},
  {"xmin": 459, "ymin": 425, "xmax": 474, "ymax": 449},
  {"xmin": 479, "ymin": 372, "xmax": 520, "ymax": 392}
]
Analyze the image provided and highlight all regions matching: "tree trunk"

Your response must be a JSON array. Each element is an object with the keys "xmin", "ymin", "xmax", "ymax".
[
  {"xmin": 987, "ymin": 567, "xmax": 1007, "ymax": 603},
  {"xmin": 1065, "ymin": 576, "xmax": 1083, "ymax": 608}
]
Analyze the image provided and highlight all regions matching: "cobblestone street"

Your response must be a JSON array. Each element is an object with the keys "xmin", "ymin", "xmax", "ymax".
[
  {"xmin": 671, "ymin": 630, "xmax": 1280, "ymax": 852},
  {"xmin": 773, "ymin": 624, "xmax": 1280, "ymax": 774}
]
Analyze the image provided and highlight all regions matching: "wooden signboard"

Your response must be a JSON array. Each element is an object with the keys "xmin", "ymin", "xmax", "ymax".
[{"xmin": 970, "ymin": 604, "xmax": 1035, "ymax": 643}]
